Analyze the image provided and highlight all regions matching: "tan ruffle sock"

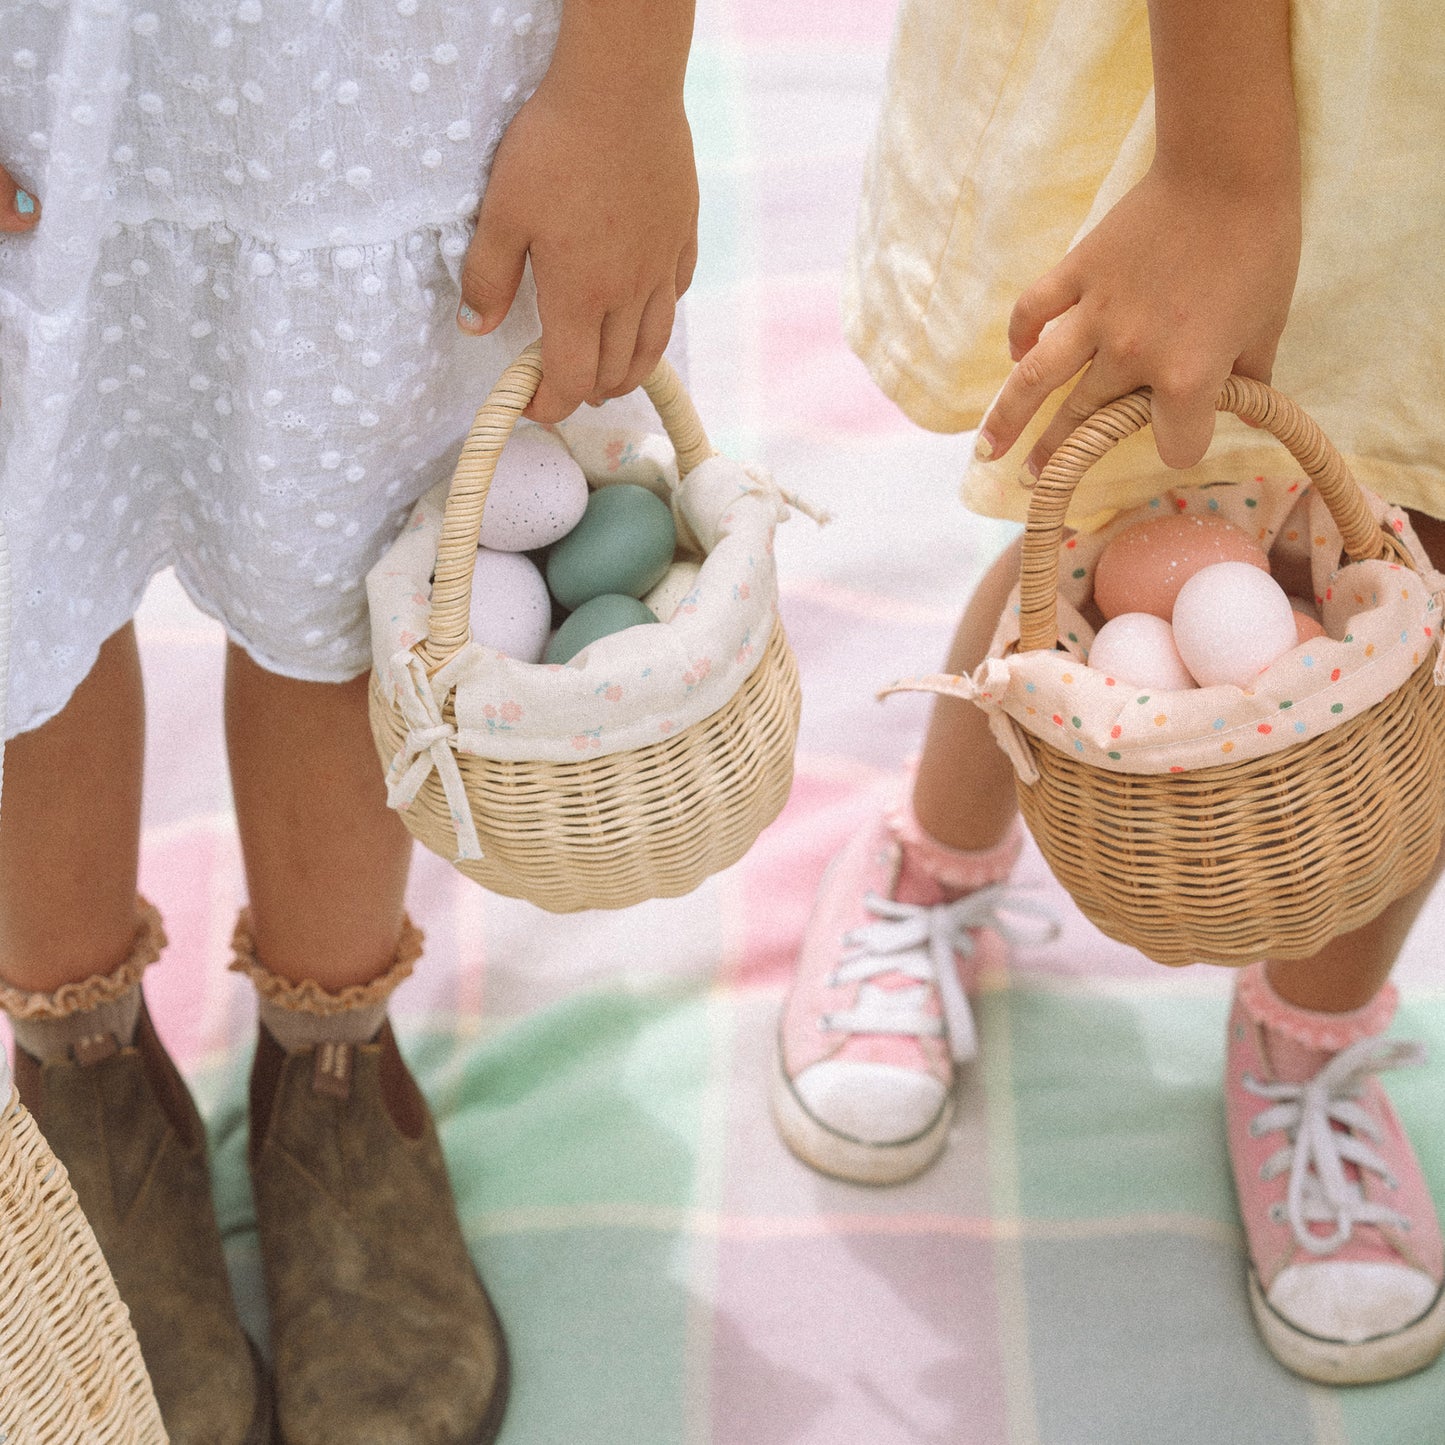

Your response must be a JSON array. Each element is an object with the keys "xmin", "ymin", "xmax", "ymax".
[{"xmin": 1, "ymin": 900, "xmax": 166, "ymax": 1064}]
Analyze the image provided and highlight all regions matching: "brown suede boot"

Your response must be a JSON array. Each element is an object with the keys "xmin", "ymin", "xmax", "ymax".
[
  {"xmin": 4, "ymin": 908, "xmax": 273, "ymax": 1445},
  {"xmin": 238, "ymin": 919, "xmax": 508, "ymax": 1445}
]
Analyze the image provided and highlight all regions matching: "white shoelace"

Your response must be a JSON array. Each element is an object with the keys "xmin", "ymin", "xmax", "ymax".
[
  {"xmin": 1244, "ymin": 1034, "xmax": 1427, "ymax": 1256},
  {"xmin": 821, "ymin": 885, "xmax": 1058, "ymax": 1064}
]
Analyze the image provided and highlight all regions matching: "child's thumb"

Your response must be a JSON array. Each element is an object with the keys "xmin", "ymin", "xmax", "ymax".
[
  {"xmin": 0, "ymin": 164, "xmax": 40, "ymax": 233},
  {"xmin": 457, "ymin": 213, "xmax": 526, "ymax": 336}
]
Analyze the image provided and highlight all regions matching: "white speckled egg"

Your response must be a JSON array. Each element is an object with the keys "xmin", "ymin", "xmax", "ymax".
[
  {"xmin": 468, "ymin": 548, "xmax": 551, "ymax": 663},
  {"xmin": 478, "ymin": 423, "xmax": 589, "ymax": 552},
  {"xmin": 642, "ymin": 560, "xmax": 701, "ymax": 621},
  {"xmin": 1172, "ymin": 561, "xmax": 1297, "ymax": 688},
  {"xmin": 1087, "ymin": 613, "xmax": 1196, "ymax": 690}
]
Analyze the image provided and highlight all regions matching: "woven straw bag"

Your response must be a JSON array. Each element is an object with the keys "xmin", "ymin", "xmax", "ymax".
[
  {"xmin": 368, "ymin": 342, "xmax": 801, "ymax": 912},
  {"xmin": 0, "ymin": 1061, "xmax": 165, "ymax": 1443},
  {"xmin": 1001, "ymin": 377, "xmax": 1445, "ymax": 966}
]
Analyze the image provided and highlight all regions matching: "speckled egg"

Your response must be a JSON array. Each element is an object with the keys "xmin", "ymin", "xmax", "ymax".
[
  {"xmin": 1087, "ymin": 613, "xmax": 1196, "ymax": 690},
  {"xmin": 467, "ymin": 548, "xmax": 552, "ymax": 663},
  {"xmin": 1094, "ymin": 515, "xmax": 1270, "ymax": 621},
  {"xmin": 545, "ymin": 484, "xmax": 676, "ymax": 610},
  {"xmin": 544, "ymin": 593, "xmax": 658, "ymax": 664},
  {"xmin": 1172, "ymin": 561, "xmax": 1297, "ymax": 688},
  {"xmin": 642, "ymin": 560, "xmax": 702, "ymax": 622},
  {"xmin": 478, "ymin": 423, "xmax": 590, "ymax": 552}
]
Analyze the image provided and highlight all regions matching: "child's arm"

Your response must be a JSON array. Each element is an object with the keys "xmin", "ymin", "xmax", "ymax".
[
  {"xmin": 456, "ymin": 0, "xmax": 698, "ymax": 424},
  {"xmin": 978, "ymin": 0, "xmax": 1301, "ymax": 476}
]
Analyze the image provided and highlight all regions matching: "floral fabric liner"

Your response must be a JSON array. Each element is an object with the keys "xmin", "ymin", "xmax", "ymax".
[
  {"xmin": 367, "ymin": 423, "xmax": 791, "ymax": 859},
  {"xmin": 887, "ymin": 477, "xmax": 1445, "ymax": 781}
]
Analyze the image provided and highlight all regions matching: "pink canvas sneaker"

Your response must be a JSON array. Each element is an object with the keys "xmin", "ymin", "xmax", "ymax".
[
  {"xmin": 772, "ymin": 785, "xmax": 1051, "ymax": 1185},
  {"xmin": 1226, "ymin": 963, "xmax": 1445, "ymax": 1384}
]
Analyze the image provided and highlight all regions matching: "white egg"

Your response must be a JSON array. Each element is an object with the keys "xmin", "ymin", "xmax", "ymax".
[
  {"xmin": 641, "ymin": 560, "xmax": 701, "ymax": 621},
  {"xmin": 1087, "ymin": 613, "xmax": 1196, "ymax": 690},
  {"xmin": 1171, "ymin": 561, "xmax": 1297, "ymax": 689},
  {"xmin": 478, "ymin": 423, "xmax": 589, "ymax": 552},
  {"xmin": 468, "ymin": 548, "xmax": 551, "ymax": 662}
]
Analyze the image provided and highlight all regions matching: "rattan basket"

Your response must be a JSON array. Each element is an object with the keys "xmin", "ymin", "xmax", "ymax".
[
  {"xmin": 1012, "ymin": 376, "xmax": 1445, "ymax": 966},
  {"xmin": 0, "ymin": 1076, "xmax": 166, "ymax": 1443},
  {"xmin": 368, "ymin": 344, "xmax": 801, "ymax": 912}
]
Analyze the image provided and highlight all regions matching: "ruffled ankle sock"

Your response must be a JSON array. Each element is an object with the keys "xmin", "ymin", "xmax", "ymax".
[
  {"xmin": 0, "ymin": 900, "xmax": 166, "ymax": 1064},
  {"xmin": 886, "ymin": 790, "xmax": 1024, "ymax": 906},
  {"xmin": 1236, "ymin": 961, "xmax": 1398, "ymax": 1082}
]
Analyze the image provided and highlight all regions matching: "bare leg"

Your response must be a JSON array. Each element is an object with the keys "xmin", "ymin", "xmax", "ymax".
[
  {"xmin": 0, "ymin": 623, "xmax": 144, "ymax": 991},
  {"xmin": 1265, "ymin": 509, "xmax": 1445, "ymax": 1012},
  {"xmin": 911, "ymin": 536, "xmax": 1022, "ymax": 852},
  {"xmin": 224, "ymin": 644, "xmax": 413, "ymax": 991}
]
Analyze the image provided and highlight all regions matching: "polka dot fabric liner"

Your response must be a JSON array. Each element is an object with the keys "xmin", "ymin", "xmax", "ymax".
[{"xmin": 890, "ymin": 478, "xmax": 1445, "ymax": 780}]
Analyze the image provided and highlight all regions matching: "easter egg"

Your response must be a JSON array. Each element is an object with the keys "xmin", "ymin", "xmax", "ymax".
[
  {"xmin": 1094, "ymin": 515, "xmax": 1270, "ymax": 621},
  {"xmin": 544, "ymin": 593, "xmax": 657, "ymax": 664},
  {"xmin": 1171, "ymin": 561, "xmax": 1297, "ymax": 689},
  {"xmin": 642, "ymin": 560, "xmax": 702, "ymax": 622},
  {"xmin": 1288, "ymin": 597, "xmax": 1326, "ymax": 643},
  {"xmin": 478, "ymin": 423, "xmax": 590, "ymax": 552},
  {"xmin": 467, "ymin": 548, "xmax": 552, "ymax": 663},
  {"xmin": 546, "ymin": 484, "xmax": 676, "ymax": 609},
  {"xmin": 1087, "ymin": 613, "xmax": 1196, "ymax": 691}
]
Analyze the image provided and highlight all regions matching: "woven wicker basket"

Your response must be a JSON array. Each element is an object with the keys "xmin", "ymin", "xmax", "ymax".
[
  {"xmin": 368, "ymin": 344, "xmax": 801, "ymax": 912},
  {"xmin": 1013, "ymin": 376, "xmax": 1445, "ymax": 966},
  {"xmin": 0, "ymin": 1079, "xmax": 165, "ymax": 1443}
]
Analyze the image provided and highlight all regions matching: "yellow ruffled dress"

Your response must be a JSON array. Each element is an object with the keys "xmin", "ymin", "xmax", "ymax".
[{"xmin": 845, "ymin": 0, "xmax": 1445, "ymax": 527}]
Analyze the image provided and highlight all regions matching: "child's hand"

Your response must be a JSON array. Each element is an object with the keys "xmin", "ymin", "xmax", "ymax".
[
  {"xmin": 979, "ymin": 163, "xmax": 1301, "ymax": 479},
  {"xmin": 457, "ymin": 59, "xmax": 698, "ymax": 424},
  {"xmin": 0, "ymin": 163, "xmax": 39, "ymax": 234}
]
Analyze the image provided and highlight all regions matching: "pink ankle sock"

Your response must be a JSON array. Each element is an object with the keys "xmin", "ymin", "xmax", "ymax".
[
  {"xmin": 885, "ymin": 791, "xmax": 1023, "ymax": 904},
  {"xmin": 1236, "ymin": 961, "xmax": 1398, "ymax": 1081}
]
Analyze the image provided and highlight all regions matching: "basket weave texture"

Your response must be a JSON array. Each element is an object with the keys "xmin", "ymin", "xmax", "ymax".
[
  {"xmin": 1011, "ymin": 378, "xmax": 1445, "ymax": 966},
  {"xmin": 0, "ymin": 1086, "xmax": 165, "ymax": 1444},
  {"xmin": 368, "ymin": 344, "xmax": 801, "ymax": 912}
]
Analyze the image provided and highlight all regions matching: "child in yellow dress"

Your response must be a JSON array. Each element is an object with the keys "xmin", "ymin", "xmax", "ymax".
[{"xmin": 775, "ymin": 0, "xmax": 1445, "ymax": 1385}]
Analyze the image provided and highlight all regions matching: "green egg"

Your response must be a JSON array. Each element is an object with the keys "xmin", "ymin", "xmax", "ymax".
[
  {"xmin": 545, "ymin": 484, "xmax": 676, "ymax": 610},
  {"xmin": 544, "ymin": 593, "xmax": 658, "ymax": 665}
]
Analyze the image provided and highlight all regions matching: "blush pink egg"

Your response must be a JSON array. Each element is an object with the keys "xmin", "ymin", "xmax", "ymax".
[
  {"xmin": 1171, "ymin": 561, "xmax": 1297, "ymax": 689},
  {"xmin": 1094, "ymin": 515, "xmax": 1270, "ymax": 621},
  {"xmin": 1087, "ymin": 613, "xmax": 1197, "ymax": 691},
  {"xmin": 1292, "ymin": 608, "xmax": 1326, "ymax": 643}
]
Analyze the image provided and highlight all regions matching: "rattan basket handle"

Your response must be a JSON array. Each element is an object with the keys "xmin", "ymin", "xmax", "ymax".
[
  {"xmin": 422, "ymin": 340, "xmax": 715, "ymax": 669},
  {"xmin": 1018, "ymin": 376, "xmax": 1393, "ymax": 653}
]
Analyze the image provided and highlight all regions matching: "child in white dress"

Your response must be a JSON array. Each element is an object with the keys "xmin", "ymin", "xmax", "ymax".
[{"xmin": 0, "ymin": 2, "xmax": 698, "ymax": 1441}]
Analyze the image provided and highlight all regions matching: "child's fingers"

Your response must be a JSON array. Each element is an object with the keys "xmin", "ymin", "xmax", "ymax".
[
  {"xmin": 1148, "ymin": 378, "xmax": 1222, "ymax": 470},
  {"xmin": 978, "ymin": 312, "xmax": 1092, "ymax": 460},
  {"xmin": 1007, "ymin": 267, "xmax": 1080, "ymax": 362},
  {"xmin": 675, "ymin": 238, "xmax": 698, "ymax": 298},
  {"xmin": 587, "ymin": 306, "xmax": 644, "ymax": 404},
  {"xmin": 526, "ymin": 310, "xmax": 601, "ymax": 423},
  {"xmin": 625, "ymin": 286, "xmax": 677, "ymax": 395},
  {"xmin": 0, "ymin": 164, "xmax": 40, "ymax": 233},
  {"xmin": 457, "ymin": 211, "xmax": 527, "ymax": 335},
  {"xmin": 1022, "ymin": 359, "xmax": 1135, "ymax": 481}
]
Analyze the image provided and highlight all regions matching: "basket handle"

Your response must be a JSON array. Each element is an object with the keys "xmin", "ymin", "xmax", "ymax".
[
  {"xmin": 421, "ymin": 339, "xmax": 715, "ymax": 670},
  {"xmin": 1018, "ymin": 375, "xmax": 1400, "ymax": 653}
]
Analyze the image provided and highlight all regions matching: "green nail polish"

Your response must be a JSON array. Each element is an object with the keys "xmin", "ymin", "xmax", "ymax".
[
  {"xmin": 15, "ymin": 189, "xmax": 35, "ymax": 216},
  {"xmin": 458, "ymin": 303, "xmax": 480, "ymax": 328}
]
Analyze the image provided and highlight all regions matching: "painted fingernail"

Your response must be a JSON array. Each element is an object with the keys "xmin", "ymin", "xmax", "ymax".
[
  {"xmin": 974, "ymin": 430, "xmax": 997, "ymax": 462},
  {"xmin": 15, "ymin": 189, "xmax": 35, "ymax": 217},
  {"xmin": 1018, "ymin": 460, "xmax": 1040, "ymax": 488},
  {"xmin": 457, "ymin": 302, "xmax": 484, "ymax": 333}
]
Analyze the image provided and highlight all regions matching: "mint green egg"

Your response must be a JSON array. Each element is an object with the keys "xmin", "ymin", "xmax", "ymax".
[
  {"xmin": 545, "ymin": 484, "xmax": 676, "ymax": 610},
  {"xmin": 544, "ymin": 594, "xmax": 658, "ymax": 664}
]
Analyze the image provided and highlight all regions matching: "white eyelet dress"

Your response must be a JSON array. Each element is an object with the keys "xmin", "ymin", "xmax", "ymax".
[{"xmin": 0, "ymin": 0, "xmax": 561, "ymax": 737}]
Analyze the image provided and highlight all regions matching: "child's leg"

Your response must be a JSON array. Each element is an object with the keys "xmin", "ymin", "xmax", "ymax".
[
  {"xmin": 0, "ymin": 622, "xmax": 272, "ymax": 1445},
  {"xmin": 912, "ymin": 538, "xmax": 1022, "ymax": 851},
  {"xmin": 225, "ymin": 644, "xmax": 508, "ymax": 1445},
  {"xmin": 775, "ymin": 539, "xmax": 1029, "ymax": 1184}
]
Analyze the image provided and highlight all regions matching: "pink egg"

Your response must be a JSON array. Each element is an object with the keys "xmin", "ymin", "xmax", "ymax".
[
  {"xmin": 1292, "ymin": 609, "xmax": 1326, "ymax": 644},
  {"xmin": 1087, "ymin": 613, "xmax": 1197, "ymax": 691},
  {"xmin": 1094, "ymin": 515, "xmax": 1270, "ymax": 621},
  {"xmin": 1171, "ymin": 562, "xmax": 1297, "ymax": 688}
]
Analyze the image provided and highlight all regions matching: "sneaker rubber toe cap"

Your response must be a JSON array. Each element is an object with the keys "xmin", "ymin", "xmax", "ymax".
[
  {"xmin": 1268, "ymin": 1261, "xmax": 1441, "ymax": 1343},
  {"xmin": 792, "ymin": 1059, "xmax": 947, "ymax": 1146}
]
